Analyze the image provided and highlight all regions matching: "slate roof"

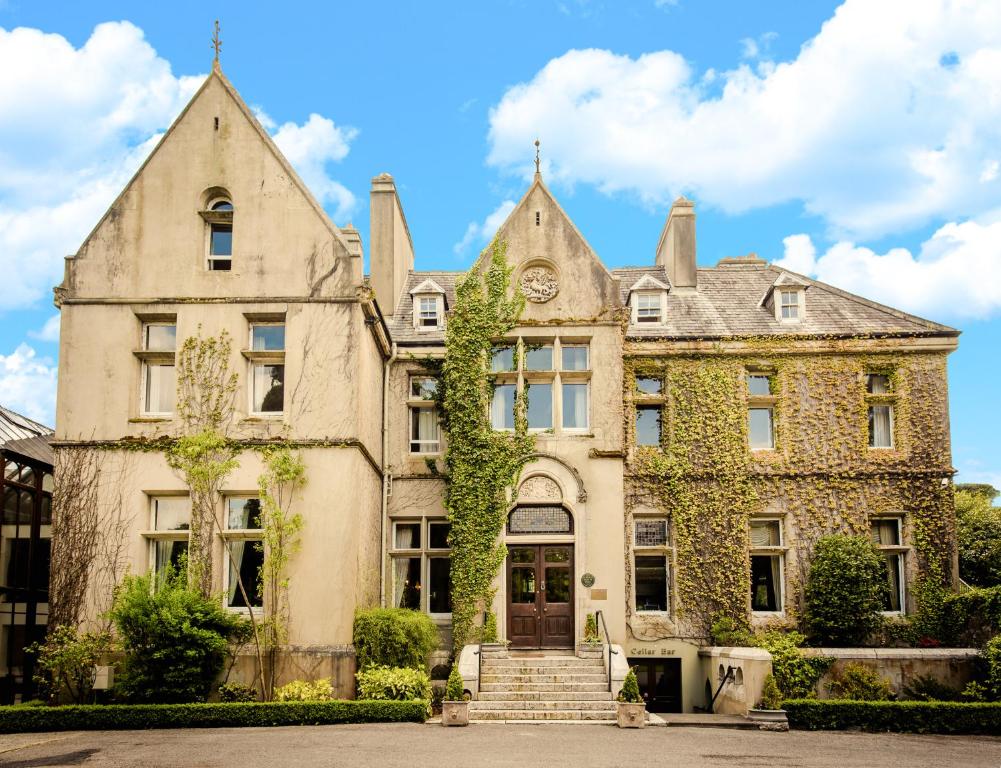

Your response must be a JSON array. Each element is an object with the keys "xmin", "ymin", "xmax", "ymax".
[
  {"xmin": 611, "ymin": 262, "xmax": 957, "ymax": 340},
  {"xmin": 382, "ymin": 261, "xmax": 955, "ymax": 346},
  {"xmin": 0, "ymin": 405, "xmax": 52, "ymax": 445}
]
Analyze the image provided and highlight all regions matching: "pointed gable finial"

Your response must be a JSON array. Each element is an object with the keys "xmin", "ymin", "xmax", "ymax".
[
  {"xmin": 534, "ymin": 138, "xmax": 541, "ymax": 176},
  {"xmin": 212, "ymin": 20, "xmax": 222, "ymax": 65}
]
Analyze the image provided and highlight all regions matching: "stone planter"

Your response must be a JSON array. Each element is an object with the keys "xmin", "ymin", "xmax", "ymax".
[
  {"xmin": 441, "ymin": 701, "xmax": 469, "ymax": 727},
  {"xmin": 577, "ymin": 643, "xmax": 603, "ymax": 658},
  {"xmin": 616, "ymin": 701, "xmax": 646, "ymax": 728},
  {"xmin": 746, "ymin": 708, "xmax": 788, "ymax": 731}
]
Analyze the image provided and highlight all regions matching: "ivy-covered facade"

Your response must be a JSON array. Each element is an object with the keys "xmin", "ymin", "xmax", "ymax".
[{"xmin": 52, "ymin": 65, "xmax": 959, "ymax": 710}]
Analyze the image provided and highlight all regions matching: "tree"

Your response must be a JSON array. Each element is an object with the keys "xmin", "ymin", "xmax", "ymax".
[
  {"xmin": 955, "ymin": 484, "xmax": 1001, "ymax": 588},
  {"xmin": 804, "ymin": 534, "xmax": 887, "ymax": 645}
]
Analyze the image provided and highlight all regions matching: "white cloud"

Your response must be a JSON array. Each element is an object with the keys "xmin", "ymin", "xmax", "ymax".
[
  {"xmin": 0, "ymin": 343, "xmax": 57, "ymax": 425},
  {"xmin": 453, "ymin": 200, "xmax": 517, "ymax": 256},
  {"xmin": 271, "ymin": 113, "xmax": 358, "ymax": 222},
  {"xmin": 774, "ymin": 215, "xmax": 1001, "ymax": 320},
  {"xmin": 487, "ymin": 0, "xmax": 1001, "ymax": 240},
  {"xmin": 0, "ymin": 22, "xmax": 357, "ymax": 311},
  {"xmin": 27, "ymin": 315, "xmax": 60, "ymax": 343}
]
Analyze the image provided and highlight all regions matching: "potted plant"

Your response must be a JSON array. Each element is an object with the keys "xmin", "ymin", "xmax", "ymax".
[
  {"xmin": 616, "ymin": 668, "xmax": 646, "ymax": 728},
  {"xmin": 578, "ymin": 613, "xmax": 603, "ymax": 656},
  {"xmin": 441, "ymin": 665, "xmax": 469, "ymax": 727},
  {"xmin": 747, "ymin": 673, "xmax": 788, "ymax": 730}
]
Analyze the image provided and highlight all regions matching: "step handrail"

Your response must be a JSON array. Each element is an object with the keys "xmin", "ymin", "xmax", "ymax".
[{"xmin": 594, "ymin": 610, "xmax": 617, "ymax": 693}]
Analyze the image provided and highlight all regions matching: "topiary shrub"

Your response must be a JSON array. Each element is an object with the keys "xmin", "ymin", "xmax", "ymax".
[
  {"xmin": 757, "ymin": 631, "xmax": 833, "ymax": 700},
  {"xmin": 217, "ymin": 682, "xmax": 258, "ymax": 703},
  {"xmin": 108, "ymin": 570, "xmax": 249, "ymax": 704},
  {"xmin": 445, "ymin": 665, "xmax": 464, "ymax": 701},
  {"xmin": 804, "ymin": 535, "xmax": 887, "ymax": 645},
  {"xmin": 352, "ymin": 608, "xmax": 439, "ymax": 671},
  {"xmin": 356, "ymin": 665, "xmax": 432, "ymax": 703},
  {"xmin": 828, "ymin": 663, "xmax": 894, "ymax": 701},
  {"xmin": 759, "ymin": 673, "xmax": 783, "ymax": 710},
  {"xmin": 274, "ymin": 678, "xmax": 334, "ymax": 702},
  {"xmin": 617, "ymin": 668, "xmax": 643, "ymax": 704}
]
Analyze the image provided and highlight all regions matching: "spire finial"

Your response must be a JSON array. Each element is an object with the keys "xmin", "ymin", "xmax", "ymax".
[
  {"xmin": 212, "ymin": 20, "xmax": 222, "ymax": 64},
  {"xmin": 534, "ymin": 139, "xmax": 541, "ymax": 175}
]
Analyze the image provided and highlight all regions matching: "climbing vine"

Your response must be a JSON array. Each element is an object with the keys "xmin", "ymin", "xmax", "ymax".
[
  {"xmin": 624, "ymin": 337, "xmax": 956, "ymax": 643},
  {"xmin": 441, "ymin": 240, "xmax": 534, "ymax": 652}
]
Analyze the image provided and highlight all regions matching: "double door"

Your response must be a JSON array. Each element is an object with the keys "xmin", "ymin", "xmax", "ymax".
[{"xmin": 506, "ymin": 544, "xmax": 574, "ymax": 648}]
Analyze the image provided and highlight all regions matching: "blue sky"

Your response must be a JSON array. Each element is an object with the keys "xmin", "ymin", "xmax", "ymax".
[{"xmin": 0, "ymin": 1, "xmax": 998, "ymax": 489}]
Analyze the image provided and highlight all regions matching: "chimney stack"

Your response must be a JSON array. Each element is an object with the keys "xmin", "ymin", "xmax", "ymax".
[
  {"xmin": 656, "ymin": 197, "xmax": 697, "ymax": 289},
  {"xmin": 369, "ymin": 173, "xmax": 415, "ymax": 316}
]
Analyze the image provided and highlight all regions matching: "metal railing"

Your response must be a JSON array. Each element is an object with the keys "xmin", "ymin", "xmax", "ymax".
[
  {"xmin": 708, "ymin": 665, "xmax": 735, "ymax": 713},
  {"xmin": 594, "ymin": 610, "xmax": 617, "ymax": 693}
]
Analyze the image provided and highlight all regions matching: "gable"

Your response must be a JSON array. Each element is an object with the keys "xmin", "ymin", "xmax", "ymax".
[
  {"xmin": 62, "ymin": 66, "xmax": 355, "ymax": 302},
  {"xmin": 476, "ymin": 177, "xmax": 622, "ymax": 323}
]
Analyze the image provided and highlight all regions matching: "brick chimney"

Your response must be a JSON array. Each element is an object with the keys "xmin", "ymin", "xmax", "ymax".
[
  {"xmin": 369, "ymin": 173, "xmax": 414, "ymax": 315},
  {"xmin": 655, "ymin": 197, "xmax": 697, "ymax": 289}
]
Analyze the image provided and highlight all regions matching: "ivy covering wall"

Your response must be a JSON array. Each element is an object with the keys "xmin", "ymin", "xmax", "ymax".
[{"xmin": 624, "ymin": 340, "xmax": 956, "ymax": 640}]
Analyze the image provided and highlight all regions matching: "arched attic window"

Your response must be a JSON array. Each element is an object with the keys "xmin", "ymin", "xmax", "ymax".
[{"xmin": 200, "ymin": 194, "xmax": 234, "ymax": 271}]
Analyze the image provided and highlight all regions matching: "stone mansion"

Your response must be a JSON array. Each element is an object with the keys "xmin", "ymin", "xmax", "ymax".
[{"xmin": 51, "ymin": 64, "xmax": 959, "ymax": 712}]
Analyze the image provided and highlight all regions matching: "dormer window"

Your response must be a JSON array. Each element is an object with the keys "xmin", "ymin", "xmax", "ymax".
[
  {"xmin": 779, "ymin": 290, "xmax": 802, "ymax": 321},
  {"xmin": 409, "ymin": 278, "xmax": 447, "ymax": 331},
  {"xmin": 761, "ymin": 272, "xmax": 808, "ymax": 323},
  {"xmin": 200, "ymin": 196, "xmax": 234, "ymax": 271},
  {"xmin": 628, "ymin": 275, "xmax": 670, "ymax": 326}
]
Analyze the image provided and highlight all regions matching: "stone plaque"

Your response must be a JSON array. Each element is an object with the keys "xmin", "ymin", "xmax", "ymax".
[
  {"xmin": 519, "ymin": 266, "xmax": 559, "ymax": 303},
  {"xmin": 590, "ymin": 588, "xmax": 607, "ymax": 601}
]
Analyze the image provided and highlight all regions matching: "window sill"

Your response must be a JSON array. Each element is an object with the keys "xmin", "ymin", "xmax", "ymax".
[
  {"xmin": 409, "ymin": 452, "xmax": 443, "ymax": 459},
  {"xmin": 130, "ymin": 416, "xmax": 172, "ymax": 423},
  {"xmin": 751, "ymin": 611, "xmax": 785, "ymax": 619},
  {"xmin": 242, "ymin": 414, "xmax": 285, "ymax": 422},
  {"xmin": 750, "ymin": 447, "xmax": 777, "ymax": 453}
]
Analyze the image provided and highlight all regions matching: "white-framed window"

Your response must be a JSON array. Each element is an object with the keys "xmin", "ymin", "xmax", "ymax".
[
  {"xmin": 865, "ymin": 373, "xmax": 894, "ymax": 449},
  {"xmin": 490, "ymin": 338, "xmax": 590, "ymax": 433},
  {"xmin": 747, "ymin": 373, "xmax": 776, "ymax": 451},
  {"xmin": 206, "ymin": 198, "xmax": 234, "ymax": 271},
  {"xmin": 408, "ymin": 376, "xmax": 441, "ymax": 454},
  {"xmin": 145, "ymin": 496, "xmax": 190, "ymax": 587},
  {"xmin": 140, "ymin": 322, "xmax": 177, "ymax": 416},
  {"xmin": 390, "ymin": 518, "xmax": 452, "ymax": 616},
  {"xmin": 750, "ymin": 518, "xmax": 785, "ymax": 614},
  {"xmin": 779, "ymin": 290, "xmax": 802, "ymax": 321},
  {"xmin": 415, "ymin": 295, "xmax": 442, "ymax": 330},
  {"xmin": 871, "ymin": 517, "xmax": 906, "ymax": 614},
  {"xmin": 223, "ymin": 497, "xmax": 264, "ymax": 611},
  {"xmin": 248, "ymin": 323, "xmax": 285, "ymax": 415},
  {"xmin": 633, "ymin": 291, "xmax": 665, "ymax": 324},
  {"xmin": 633, "ymin": 516, "xmax": 671, "ymax": 613}
]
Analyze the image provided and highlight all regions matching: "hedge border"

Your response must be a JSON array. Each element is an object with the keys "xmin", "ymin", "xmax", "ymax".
[
  {"xmin": 783, "ymin": 699, "xmax": 1001, "ymax": 735},
  {"xmin": 0, "ymin": 699, "xmax": 428, "ymax": 734}
]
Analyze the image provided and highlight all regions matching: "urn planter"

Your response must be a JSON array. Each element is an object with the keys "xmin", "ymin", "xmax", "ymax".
[
  {"xmin": 441, "ymin": 701, "xmax": 469, "ymax": 727},
  {"xmin": 616, "ymin": 701, "xmax": 646, "ymax": 728}
]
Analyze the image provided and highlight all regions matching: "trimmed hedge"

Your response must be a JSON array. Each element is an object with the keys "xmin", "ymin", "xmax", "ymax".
[
  {"xmin": 783, "ymin": 699, "xmax": 1001, "ymax": 735},
  {"xmin": 0, "ymin": 699, "xmax": 428, "ymax": 734}
]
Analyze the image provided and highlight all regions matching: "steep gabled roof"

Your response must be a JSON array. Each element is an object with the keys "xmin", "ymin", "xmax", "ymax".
[{"xmin": 72, "ymin": 62, "xmax": 351, "ymax": 261}]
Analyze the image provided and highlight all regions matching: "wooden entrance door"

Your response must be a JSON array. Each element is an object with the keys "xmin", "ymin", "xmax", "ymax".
[{"xmin": 506, "ymin": 545, "xmax": 574, "ymax": 648}]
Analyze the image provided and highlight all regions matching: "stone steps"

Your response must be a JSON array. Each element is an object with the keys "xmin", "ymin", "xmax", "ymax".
[
  {"xmin": 480, "ymin": 673, "xmax": 608, "ymax": 684},
  {"xmin": 468, "ymin": 709, "xmax": 617, "ymax": 722},
  {"xmin": 479, "ymin": 681, "xmax": 611, "ymax": 693},
  {"xmin": 470, "ymin": 699, "xmax": 615, "ymax": 711},
  {"xmin": 477, "ymin": 690, "xmax": 614, "ymax": 702},
  {"xmin": 484, "ymin": 658, "xmax": 604, "ymax": 669}
]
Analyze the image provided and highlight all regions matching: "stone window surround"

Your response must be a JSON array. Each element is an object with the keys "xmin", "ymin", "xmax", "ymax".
[
  {"xmin": 388, "ymin": 516, "xmax": 452, "ymax": 618},
  {"xmin": 630, "ymin": 373, "xmax": 665, "ymax": 449},
  {"xmin": 870, "ymin": 514, "xmax": 908, "ymax": 616},
  {"xmin": 243, "ymin": 315, "xmax": 286, "ymax": 418},
  {"xmin": 749, "ymin": 516, "xmax": 787, "ymax": 618},
  {"xmin": 631, "ymin": 512, "xmax": 673, "ymax": 617},
  {"xmin": 134, "ymin": 316, "xmax": 178, "ymax": 419},
  {"xmin": 200, "ymin": 194, "xmax": 234, "ymax": 272},
  {"xmin": 746, "ymin": 369, "xmax": 777, "ymax": 452},
  {"xmin": 865, "ymin": 372, "xmax": 896, "ymax": 450},
  {"xmin": 221, "ymin": 496, "xmax": 264, "ymax": 615},
  {"xmin": 490, "ymin": 336, "xmax": 591, "ymax": 435},
  {"xmin": 408, "ymin": 375, "xmax": 441, "ymax": 455}
]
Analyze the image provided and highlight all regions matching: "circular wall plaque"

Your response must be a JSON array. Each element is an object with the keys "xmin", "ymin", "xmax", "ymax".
[
  {"xmin": 581, "ymin": 572, "xmax": 596, "ymax": 588},
  {"xmin": 519, "ymin": 266, "xmax": 559, "ymax": 303}
]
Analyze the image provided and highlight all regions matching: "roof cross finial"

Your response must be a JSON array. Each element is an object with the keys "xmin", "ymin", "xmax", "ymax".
[
  {"xmin": 534, "ymin": 138, "xmax": 541, "ymax": 175},
  {"xmin": 212, "ymin": 20, "xmax": 222, "ymax": 63}
]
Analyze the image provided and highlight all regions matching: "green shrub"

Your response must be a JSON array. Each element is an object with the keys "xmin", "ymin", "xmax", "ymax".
[
  {"xmin": 617, "ymin": 668, "xmax": 643, "ymax": 704},
  {"xmin": 583, "ymin": 613, "xmax": 599, "ymax": 643},
  {"xmin": 710, "ymin": 614, "xmax": 755, "ymax": 647},
  {"xmin": 783, "ymin": 699, "xmax": 1001, "ymax": 734},
  {"xmin": 274, "ymin": 679, "xmax": 334, "ymax": 702},
  {"xmin": 28, "ymin": 626, "xmax": 114, "ymax": 704},
  {"xmin": 355, "ymin": 665, "xmax": 432, "ymax": 702},
  {"xmin": 108, "ymin": 571, "xmax": 249, "ymax": 704},
  {"xmin": 804, "ymin": 535, "xmax": 887, "ymax": 645},
  {"xmin": 445, "ymin": 665, "xmax": 464, "ymax": 701},
  {"xmin": 941, "ymin": 585, "xmax": 1001, "ymax": 646},
  {"xmin": 352, "ymin": 608, "xmax": 439, "ymax": 671},
  {"xmin": 481, "ymin": 611, "xmax": 498, "ymax": 643},
  {"xmin": 759, "ymin": 673, "xmax": 783, "ymax": 710},
  {"xmin": 828, "ymin": 663, "xmax": 893, "ymax": 701},
  {"xmin": 962, "ymin": 681, "xmax": 989, "ymax": 702},
  {"xmin": 984, "ymin": 635, "xmax": 1001, "ymax": 701},
  {"xmin": 903, "ymin": 674, "xmax": 965, "ymax": 702},
  {"xmin": 955, "ymin": 485, "xmax": 1001, "ymax": 588},
  {"xmin": 757, "ymin": 631, "xmax": 832, "ymax": 700},
  {"xmin": 0, "ymin": 700, "xmax": 427, "ymax": 734},
  {"xmin": 217, "ymin": 682, "xmax": 258, "ymax": 703}
]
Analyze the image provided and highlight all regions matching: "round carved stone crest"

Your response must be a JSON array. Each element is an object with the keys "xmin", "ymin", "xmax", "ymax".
[{"xmin": 520, "ymin": 266, "xmax": 559, "ymax": 303}]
